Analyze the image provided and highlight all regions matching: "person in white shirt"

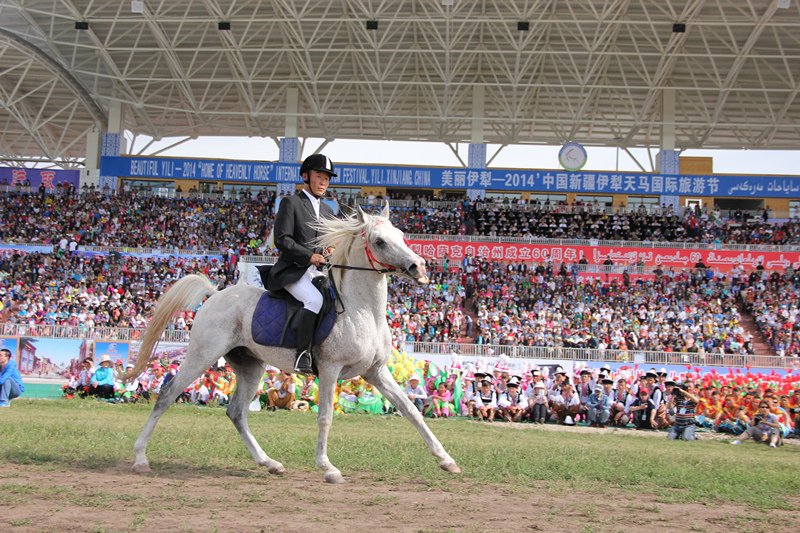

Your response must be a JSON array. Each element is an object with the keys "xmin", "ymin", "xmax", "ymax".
[
  {"xmin": 474, "ymin": 379, "xmax": 498, "ymax": 422},
  {"xmin": 546, "ymin": 366, "xmax": 568, "ymax": 399},
  {"xmin": 403, "ymin": 375, "xmax": 427, "ymax": 412},
  {"xmin": 498, "ymin": 377, "xmax": 526, "ymax": 422},
  {"xmin": 552, "ymin": 383, "xmax": 580, "ymax": 425},
  {"xmin": 610, "ymin": 378, "xmax": 635, "ymax": 427},
  {"xmin": 527, "ymin": 382, "xmax": 550, "ymax": 424},
  {"xmin": 462, "ymin": 373, "xmax": 479, "ymax": 417},
  {"xmin": 76, "ymin": 358, "xmax": 95, "ymax": 397}
]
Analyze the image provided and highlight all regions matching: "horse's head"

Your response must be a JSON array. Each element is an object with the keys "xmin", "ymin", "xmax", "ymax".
[{"xmin": 356, "ymin": 202, "xmax": 429, "ymax": 285}]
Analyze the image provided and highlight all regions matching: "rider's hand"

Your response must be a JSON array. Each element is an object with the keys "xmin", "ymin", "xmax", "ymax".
[{"xmin": 310, "ymin": 253, "xmax": 326, "ymax": 267}]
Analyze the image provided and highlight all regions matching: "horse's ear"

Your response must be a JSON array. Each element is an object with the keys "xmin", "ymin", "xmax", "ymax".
[
  {"xmin": 356, "ymin": 205, "xmax": 367, "ymax": 223},
  {"xmin": 381, "ymin": 200, "xmax": 390, "ymax": 219}
]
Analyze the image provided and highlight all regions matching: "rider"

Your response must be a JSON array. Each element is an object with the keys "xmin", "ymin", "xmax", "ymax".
[{"xmin": 266, "ymin": 154, "xmax": 336, "ymax": 374}]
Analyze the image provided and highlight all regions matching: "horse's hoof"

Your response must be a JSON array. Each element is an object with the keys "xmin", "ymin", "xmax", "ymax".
[
  {"xmin": 324, "ymin": 471, "xmax": 345, "ymax": 484},
  {"xmin": 440, "ymin": 462, "xmax": 461, "ymax": 474},
  {"xmin": 132, "ymin": 462, "xmax": 151, "ymax": 473},
  {"xmin": 268, "ymin": 463, "xmax": 286, "ymax": 475}
]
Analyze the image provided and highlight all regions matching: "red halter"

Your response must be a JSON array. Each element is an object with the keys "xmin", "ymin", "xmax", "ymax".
[{"xmin": 361, "ymin": 220, "xmax": 397, "ymax": 273}]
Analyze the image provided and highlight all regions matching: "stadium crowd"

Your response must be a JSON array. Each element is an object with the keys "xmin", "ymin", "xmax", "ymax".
[
  {"xmin": 2, "ymin": 244, "xmax": 798, "ymax": 361},
  {"xmin": 0, "ymin": 251, "xmax": 236, "ymax": 329},
  {"xmin": 746, "ymin": 270, "xmax": 800, "ymax": 356},
  {"xmin": 0, "ymin": 190, "xmax": 798, "ymax": 249},
  {"xmin": 383, "ymin": 258, "xmax": 800, "ymax": 358},
  {"xmin": 0, "ymin": 190, "xmax": 275, "ymax": 253},
  {"xmin": 462, "ymin": 201, "xmax": 796, "ymax": 244}
]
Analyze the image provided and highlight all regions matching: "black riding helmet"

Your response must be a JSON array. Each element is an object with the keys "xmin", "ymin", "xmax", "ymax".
[{"xmin": 299, "ymin": 154, "xmax": 337, "ymax": 179}]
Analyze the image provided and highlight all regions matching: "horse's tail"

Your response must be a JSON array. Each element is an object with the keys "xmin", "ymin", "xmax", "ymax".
[{"xmin": 124, "ymin": 274, "xmax": 216, "ymax": 380}]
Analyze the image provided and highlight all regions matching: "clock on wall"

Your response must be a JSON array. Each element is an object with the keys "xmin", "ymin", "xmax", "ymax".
[{"xmin": 558, "ymin": 142, "xmax": 587, "ymax": 171}]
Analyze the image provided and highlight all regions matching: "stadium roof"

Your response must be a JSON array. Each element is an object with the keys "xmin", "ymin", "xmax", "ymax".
[{"xmin": 1, "ymin": 0, "xmax": 800, "ymax": 168}]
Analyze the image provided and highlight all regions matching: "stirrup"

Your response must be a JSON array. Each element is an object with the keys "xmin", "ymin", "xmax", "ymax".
[{"xmin": 294, "ymin": 350, "xmax": 314, "ymax": 375}]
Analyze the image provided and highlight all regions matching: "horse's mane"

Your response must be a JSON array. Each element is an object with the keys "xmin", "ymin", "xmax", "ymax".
[{"xmin": 313, "ymin": 210, "xmax": 381, "ymax": 286}]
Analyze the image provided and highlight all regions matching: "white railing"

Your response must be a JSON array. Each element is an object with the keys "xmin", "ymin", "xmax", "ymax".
[
  {"xmin": 0, "ymin": 323, "xmax": 190, "ymax": 343},
  {"xmin": 58, "ymin": 237, "xmax": 800, "ymax": 257},
  {"xmin": 1, "ymin": 323, "xmax": 792, "ymax": 370},
  {"xmin": 403, "ymin": 341, "xmax": 795, "ymax": 370},
  {"xmin": 238, "ymin": 256, "xmax": 277, "ymax": 264},
  {"xmin": 78, "ymin": 245, "xmax": 224, "ymax": 256}
]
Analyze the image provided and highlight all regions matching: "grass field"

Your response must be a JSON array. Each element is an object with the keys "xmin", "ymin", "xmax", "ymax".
[{"xmin": 1, "ymin": 399, "xmax": 799, "ymax": 532}]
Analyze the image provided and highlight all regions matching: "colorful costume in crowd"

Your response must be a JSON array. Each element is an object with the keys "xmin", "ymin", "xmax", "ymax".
[
  {"xmin": 337, "ymin": 378, "xmax": 364, "ymax": 413},
  {"xmin": 357, "ymin": 383, "xmax": 387, "ymax": 414}
]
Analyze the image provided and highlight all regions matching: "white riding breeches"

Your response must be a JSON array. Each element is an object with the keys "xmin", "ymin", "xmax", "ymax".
[{"xmin": 284, "ymin": 265, "xmax": 324, "ymax": 313}]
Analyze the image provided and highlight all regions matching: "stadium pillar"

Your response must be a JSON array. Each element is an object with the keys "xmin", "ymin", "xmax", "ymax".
[
  {"xmin": 657, "ymin": 88, "xmax": 680, "ymax": 210},
  {"xmin": 106, "ymin": 100, "xmax": 128, "ymax": 154},
  {"xmin": 467, "ymin": 84, "xmax": 486, "ymax": 201},
  {"xmin": 278, "ymin": 88, "xmax": 300, "ymax": 196},
  {"xmin": 86, "ymin": 100, "xmax": 127, "ymax": 192},
  {"xmin": 82, "ymin": 123, "xmax": 102, "ymax": 188}
]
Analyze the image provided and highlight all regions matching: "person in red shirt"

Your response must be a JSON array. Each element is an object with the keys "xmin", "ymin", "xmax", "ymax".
[{"xmin": 713, "ymin": 395, "xmax": 748, "ymax": 435}]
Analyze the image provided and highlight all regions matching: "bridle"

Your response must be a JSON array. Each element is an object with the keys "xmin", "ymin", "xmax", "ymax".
[
  {"xmin": 324, "ymin": 219, "xmax": 417, "ymax": 315},
  {"xmin": 329, "ymin": 219, "xmax": 414, "ymax": 276}
]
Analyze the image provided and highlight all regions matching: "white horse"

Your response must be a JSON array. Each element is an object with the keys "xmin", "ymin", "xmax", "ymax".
[{"xmin": 126, "ymin": 204, "xmax": 461, "ymax": 483}]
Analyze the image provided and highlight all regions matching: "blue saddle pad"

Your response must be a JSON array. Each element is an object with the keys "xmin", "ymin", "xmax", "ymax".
[{"xmin": 251, "ymin": 291, "xmax": 336, "ymax": 348}]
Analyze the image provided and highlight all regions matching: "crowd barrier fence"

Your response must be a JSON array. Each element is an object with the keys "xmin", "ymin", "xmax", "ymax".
[
  {"xmin": 403, "ymin": 341, "xmax": 797, "ymax": 370},
  {"xmin": 1, "ymin": 323, "xmax": 794, "ymax": 370}
]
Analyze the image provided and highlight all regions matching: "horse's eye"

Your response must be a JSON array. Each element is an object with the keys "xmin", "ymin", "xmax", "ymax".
[{"xmin": 375, "ymin": 238, "xmax": 385, "ymax": 247}]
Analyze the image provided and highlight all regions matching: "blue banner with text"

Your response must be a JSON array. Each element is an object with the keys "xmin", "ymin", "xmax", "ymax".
[{"xmin": 100, "ymin": 155, "xmax": 800, "ymax": 198}]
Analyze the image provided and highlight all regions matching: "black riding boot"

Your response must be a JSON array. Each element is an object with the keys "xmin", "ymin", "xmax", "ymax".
[{"xmin": 293, "ymin": 308, "xmax": 318, "ymax": 375}]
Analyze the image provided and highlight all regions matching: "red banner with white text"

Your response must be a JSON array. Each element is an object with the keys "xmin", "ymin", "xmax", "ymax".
[{"xmin": 407, "ymin": 240, "xmax": 798, "ymax": 272}]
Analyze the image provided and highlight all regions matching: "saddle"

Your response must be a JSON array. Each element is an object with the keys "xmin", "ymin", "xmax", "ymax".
[{"xmin": 250, "ymin": 265, "xmax": 338, "ymax": 348}]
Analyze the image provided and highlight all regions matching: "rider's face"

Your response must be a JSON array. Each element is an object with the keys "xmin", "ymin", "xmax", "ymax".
[{"xmin": 304, "ymin": 170, "xmax": 331, "ymax": 197}]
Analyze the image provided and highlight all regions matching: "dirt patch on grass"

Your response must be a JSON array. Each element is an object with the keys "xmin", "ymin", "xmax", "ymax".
[{"xmin": 2, "ymin": 461, "xmax": 797, "ymax": 533}]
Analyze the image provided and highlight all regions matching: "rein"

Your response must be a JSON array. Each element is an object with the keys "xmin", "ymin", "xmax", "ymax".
[{"xmin": 330, "ymin": 264, "xmax": 394, "ymax": 274}]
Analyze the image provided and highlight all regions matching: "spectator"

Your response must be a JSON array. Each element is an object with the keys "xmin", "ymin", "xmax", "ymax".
[
  {"xmin": 497, "ymin": 377, "xmax": 525, "ymax": 422},
  {"xmin": 552, "ymin": 382, "xmax": 580, "ymax": 425},
  {"xmin": 629, "ymin": 388, "xmax": 657, "ymax": 430},
  {"xmin": 474, "ymin": 378, "xmax": 498, "ymax": 422},
  {"xmin": 667, "ymin": 382, "xmax": 700, "ymax": 441},
  {"xmin": 142, "ymin": 364, "xmax": 166, "ymax": 401},
  {"xmin": 429, "ymin": 381, "xmax": 455, "ymax": 419},
  {"xmin": 211, "ymin": 366, "xmax": 236, "ymax": 405},
  {"xmin": 610, "ymin": 378, "xmax": 634, "ymax": 427},
  {"xmin": 527, "ymin": 381, "xmax": 549, "ymax": 424},
  {"xmin": 0, "ymin": 348, "xmax": 24, "ymax": 407},
  {"xmin": 403, "ymin": 374, "xmax": 427, "ymax": 412},
  {"xmin": 76, "ymin": 358, "xmax": 95, "ymax": 397},
  {"xmin": 587, "ymin": 380, "xmax": 612, "ymax": 428},
  {"xmin": 713, "ymin": 394, "xmax": 749, "ymax": 435},
  {"xmin": 91, "ymin": 354, "xmax": 116, "ymax": 399},
  {"xmin": 267, "ymin": 371, "xmax": 296, "ymax": 411},
  {"xmin": 258, "ymin": 366, "xmax": 280, "ymax": 407},
  {"xmin": 293, "ymin": 374, "xmax": 318, "ymax": 412},
  {"xmin": 337, "ymin": 377, "xmax": 363, "ymax": 413},
  {"xmin": 732, "ymin": 401, "xmax": 783, "ymax": 447}
]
